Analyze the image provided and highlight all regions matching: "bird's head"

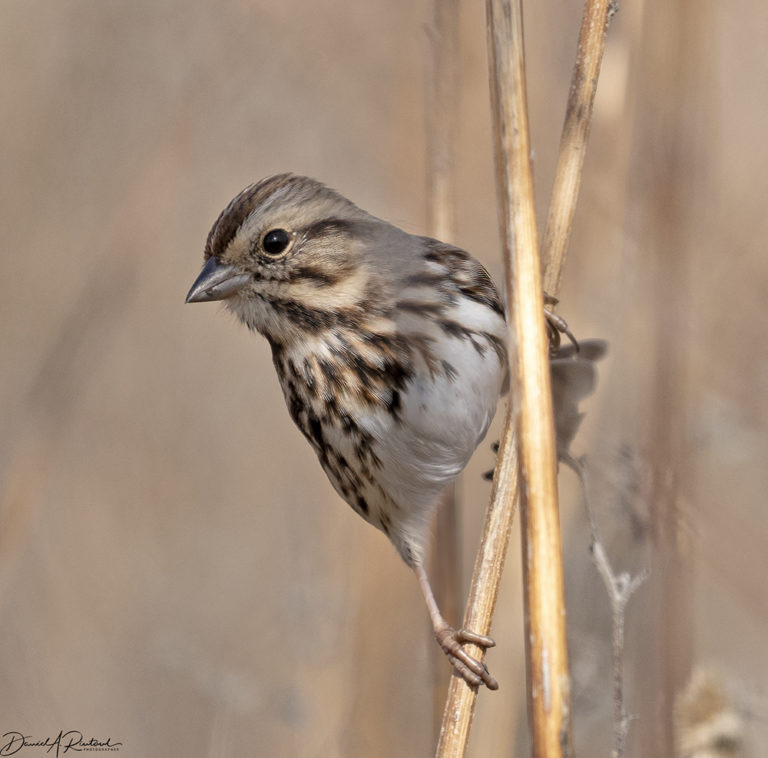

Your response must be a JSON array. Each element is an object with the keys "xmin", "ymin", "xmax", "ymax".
[{"xmin": 186, "ymin": 174, "xmax": 386, "ymax": 343}]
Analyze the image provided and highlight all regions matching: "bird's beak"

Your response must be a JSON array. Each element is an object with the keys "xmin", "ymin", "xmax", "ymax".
[{"xmin": 185, "ymin": 257, "xmax": 251, "ymax": 303}]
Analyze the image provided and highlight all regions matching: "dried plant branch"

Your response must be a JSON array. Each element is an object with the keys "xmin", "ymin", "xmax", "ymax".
[
  {"xmin": 486, "ymin": 0, "xmax": 573, "ymax": 752},
  {"xmin": 437, "ymin": 0, "xmax": 572, "ymax": 756},
  {"xmin": 567, "ymin": 456, "xmax": 648, "ymax": 758},
  {"xmin": 593, "ymin": 539, "xmax": 647, "ymax": 758},
  {"xmin": 436, "ymin": 0, "xmax": 616, "ymax": 754},
  {"xmin": 435, "ymin": 407, "xmax": 520, "ymax": 758},
  {"xmin": 425, "ymin": 0, "xmax": 463, "ymax": 734},
  {"xmin": 542, "ymin": 0, "xmax": 618, "ymax": 296}
]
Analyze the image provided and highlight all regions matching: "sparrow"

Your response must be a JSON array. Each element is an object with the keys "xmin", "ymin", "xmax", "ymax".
[{"xmin": 186, "ymin": 173, "xmax": 604, "ymax": 688}]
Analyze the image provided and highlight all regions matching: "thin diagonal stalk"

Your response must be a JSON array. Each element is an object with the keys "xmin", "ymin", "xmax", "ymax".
[
  {"xmin": 435, "ymin": 406, "xmax": 520, "ymax": 758},
  {"xmin": 542, "ymin": 0, "xmax": 617, "ymax": 296}
]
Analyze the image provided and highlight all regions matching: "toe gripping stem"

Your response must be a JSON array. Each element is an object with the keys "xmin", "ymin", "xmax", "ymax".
[
  {"xmin": 414, "ymin": 563, "xmax": 499, "ymax": 690},
  {"xmin": 544, "ymin": 292, "xmax": 579, "ymax": 354}
]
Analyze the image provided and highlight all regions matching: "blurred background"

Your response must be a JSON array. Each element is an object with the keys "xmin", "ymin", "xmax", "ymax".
[{"xmin": 0, "ymin": 1, "xmax": 766, "ymax": 756}]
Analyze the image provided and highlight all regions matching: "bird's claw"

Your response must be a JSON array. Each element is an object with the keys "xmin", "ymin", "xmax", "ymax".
[
  {"xmin": 543, "ymin": 293, "xmax": 579, "ymax": 353},
  {"xmin": 435, "ymin": 624, "xmax": 498, "ymax": 690},
  {"xmin": 545, "ymin": 306, "xmax": 579, "ymax": 354}
]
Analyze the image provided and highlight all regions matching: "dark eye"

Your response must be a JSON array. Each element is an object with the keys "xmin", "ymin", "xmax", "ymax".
[{"xmin": 262, "ymin": 228, "xmax": 292, "ymax": 256}]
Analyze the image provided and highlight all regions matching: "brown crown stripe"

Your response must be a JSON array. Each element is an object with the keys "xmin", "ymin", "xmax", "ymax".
[
  {"xmin": 205, "ymin": 174, "xmax": 296, "ymax": 259},
  {"xmin": 205, "ymin": 174, "xmax": 360, "ymax": 261}
]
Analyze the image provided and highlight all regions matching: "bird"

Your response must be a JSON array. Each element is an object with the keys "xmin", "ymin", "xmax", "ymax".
[{"xmin": 186, "ymin": 173, "xmax": 603, "ymax": 689}]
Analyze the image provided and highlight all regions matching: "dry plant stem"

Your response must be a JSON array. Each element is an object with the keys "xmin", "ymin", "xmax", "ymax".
[
  {"xmin": 491, "ymin": 0, "xmax": 572, "ymax": 756},
  {"xmin": 425, "ymin": 0, "xmax": 460, "ymax": 243},
  {"xmin": 425, "ymin": 0, "xmax": 463, "ymax": 734},
  {"xmin": 592, "ymin": 539, "xmax": 647, "ymax": 758},
  {"xmin": 542, "ymin": 0, "xmax": 617, "ymax": 296},
  {"xmin": 438, "ymin": 0, "xmax": 613, "ymax": 752},
  {"xmin": 435, "ymin": 406, "xmax": 520, "ymax": 758},
  {"xmin": 568, "ymin": 456, "xmax": 648, "ymax": 758}
]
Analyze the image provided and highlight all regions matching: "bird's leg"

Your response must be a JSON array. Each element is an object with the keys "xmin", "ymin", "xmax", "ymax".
[{"xmin": 413, "ymin": 562, "xmax": 498, "ymax": 690}]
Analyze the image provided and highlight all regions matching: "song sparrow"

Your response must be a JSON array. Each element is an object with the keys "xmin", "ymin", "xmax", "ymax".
[{"xmin": 186, "ymin": 174, "xmax": 602, "ymax": 689}]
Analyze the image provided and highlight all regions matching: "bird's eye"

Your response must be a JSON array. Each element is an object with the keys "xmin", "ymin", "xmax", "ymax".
[{"xmin": 262, "ymin": 228, "xmax": 292, "ymax": 257}]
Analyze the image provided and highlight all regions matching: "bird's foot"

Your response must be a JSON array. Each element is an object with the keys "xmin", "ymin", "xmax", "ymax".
[
  {"xmin": 544, "ymin": 294, "xmax": 579, "ymax": 353},
  {"xmin": 434, "ymin": 624, "xmax": 498, "ymax": 690}
]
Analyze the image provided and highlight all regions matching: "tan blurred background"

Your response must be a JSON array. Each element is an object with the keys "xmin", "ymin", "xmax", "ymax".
[{"xmin": 1, "ymin": 1, "xmax": 766, "ymax": 756}]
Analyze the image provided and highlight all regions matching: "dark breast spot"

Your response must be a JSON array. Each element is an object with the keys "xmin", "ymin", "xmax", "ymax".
[
  {"xmin": 307, "ymin": 415, "xmax": 324, "ymax": 449},
  {"xmin": 285, "ymin": 380, "xmax": 305, "ymax": 425},
  {"xmin": 356, "ymin": 495, "xmax": 369, "ymax": 515},
  {"xmin": 387, "ymin": 389, "xmax": 402, "ymax": 419}
]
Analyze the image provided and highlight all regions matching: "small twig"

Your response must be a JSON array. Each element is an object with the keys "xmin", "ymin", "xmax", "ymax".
[
  {"xmin": 435, "ymin": 408, "xmax": 520, "ymax": 758},
  {"xmin": 566, "ymin": 455, "xmax": 648, "ymax": 758},
  {"xmin": 593, "ymin": 540, "xmax": 647, "ymax": 758},
  {"xmin": 542, "ymin": 0, "xmax": 618, "ymax": 297}
]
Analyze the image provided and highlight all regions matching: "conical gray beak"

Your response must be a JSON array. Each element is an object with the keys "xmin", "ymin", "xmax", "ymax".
[{"xmin": 185, "ymin": 257, "xmax": 251, "ymax": 303}]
